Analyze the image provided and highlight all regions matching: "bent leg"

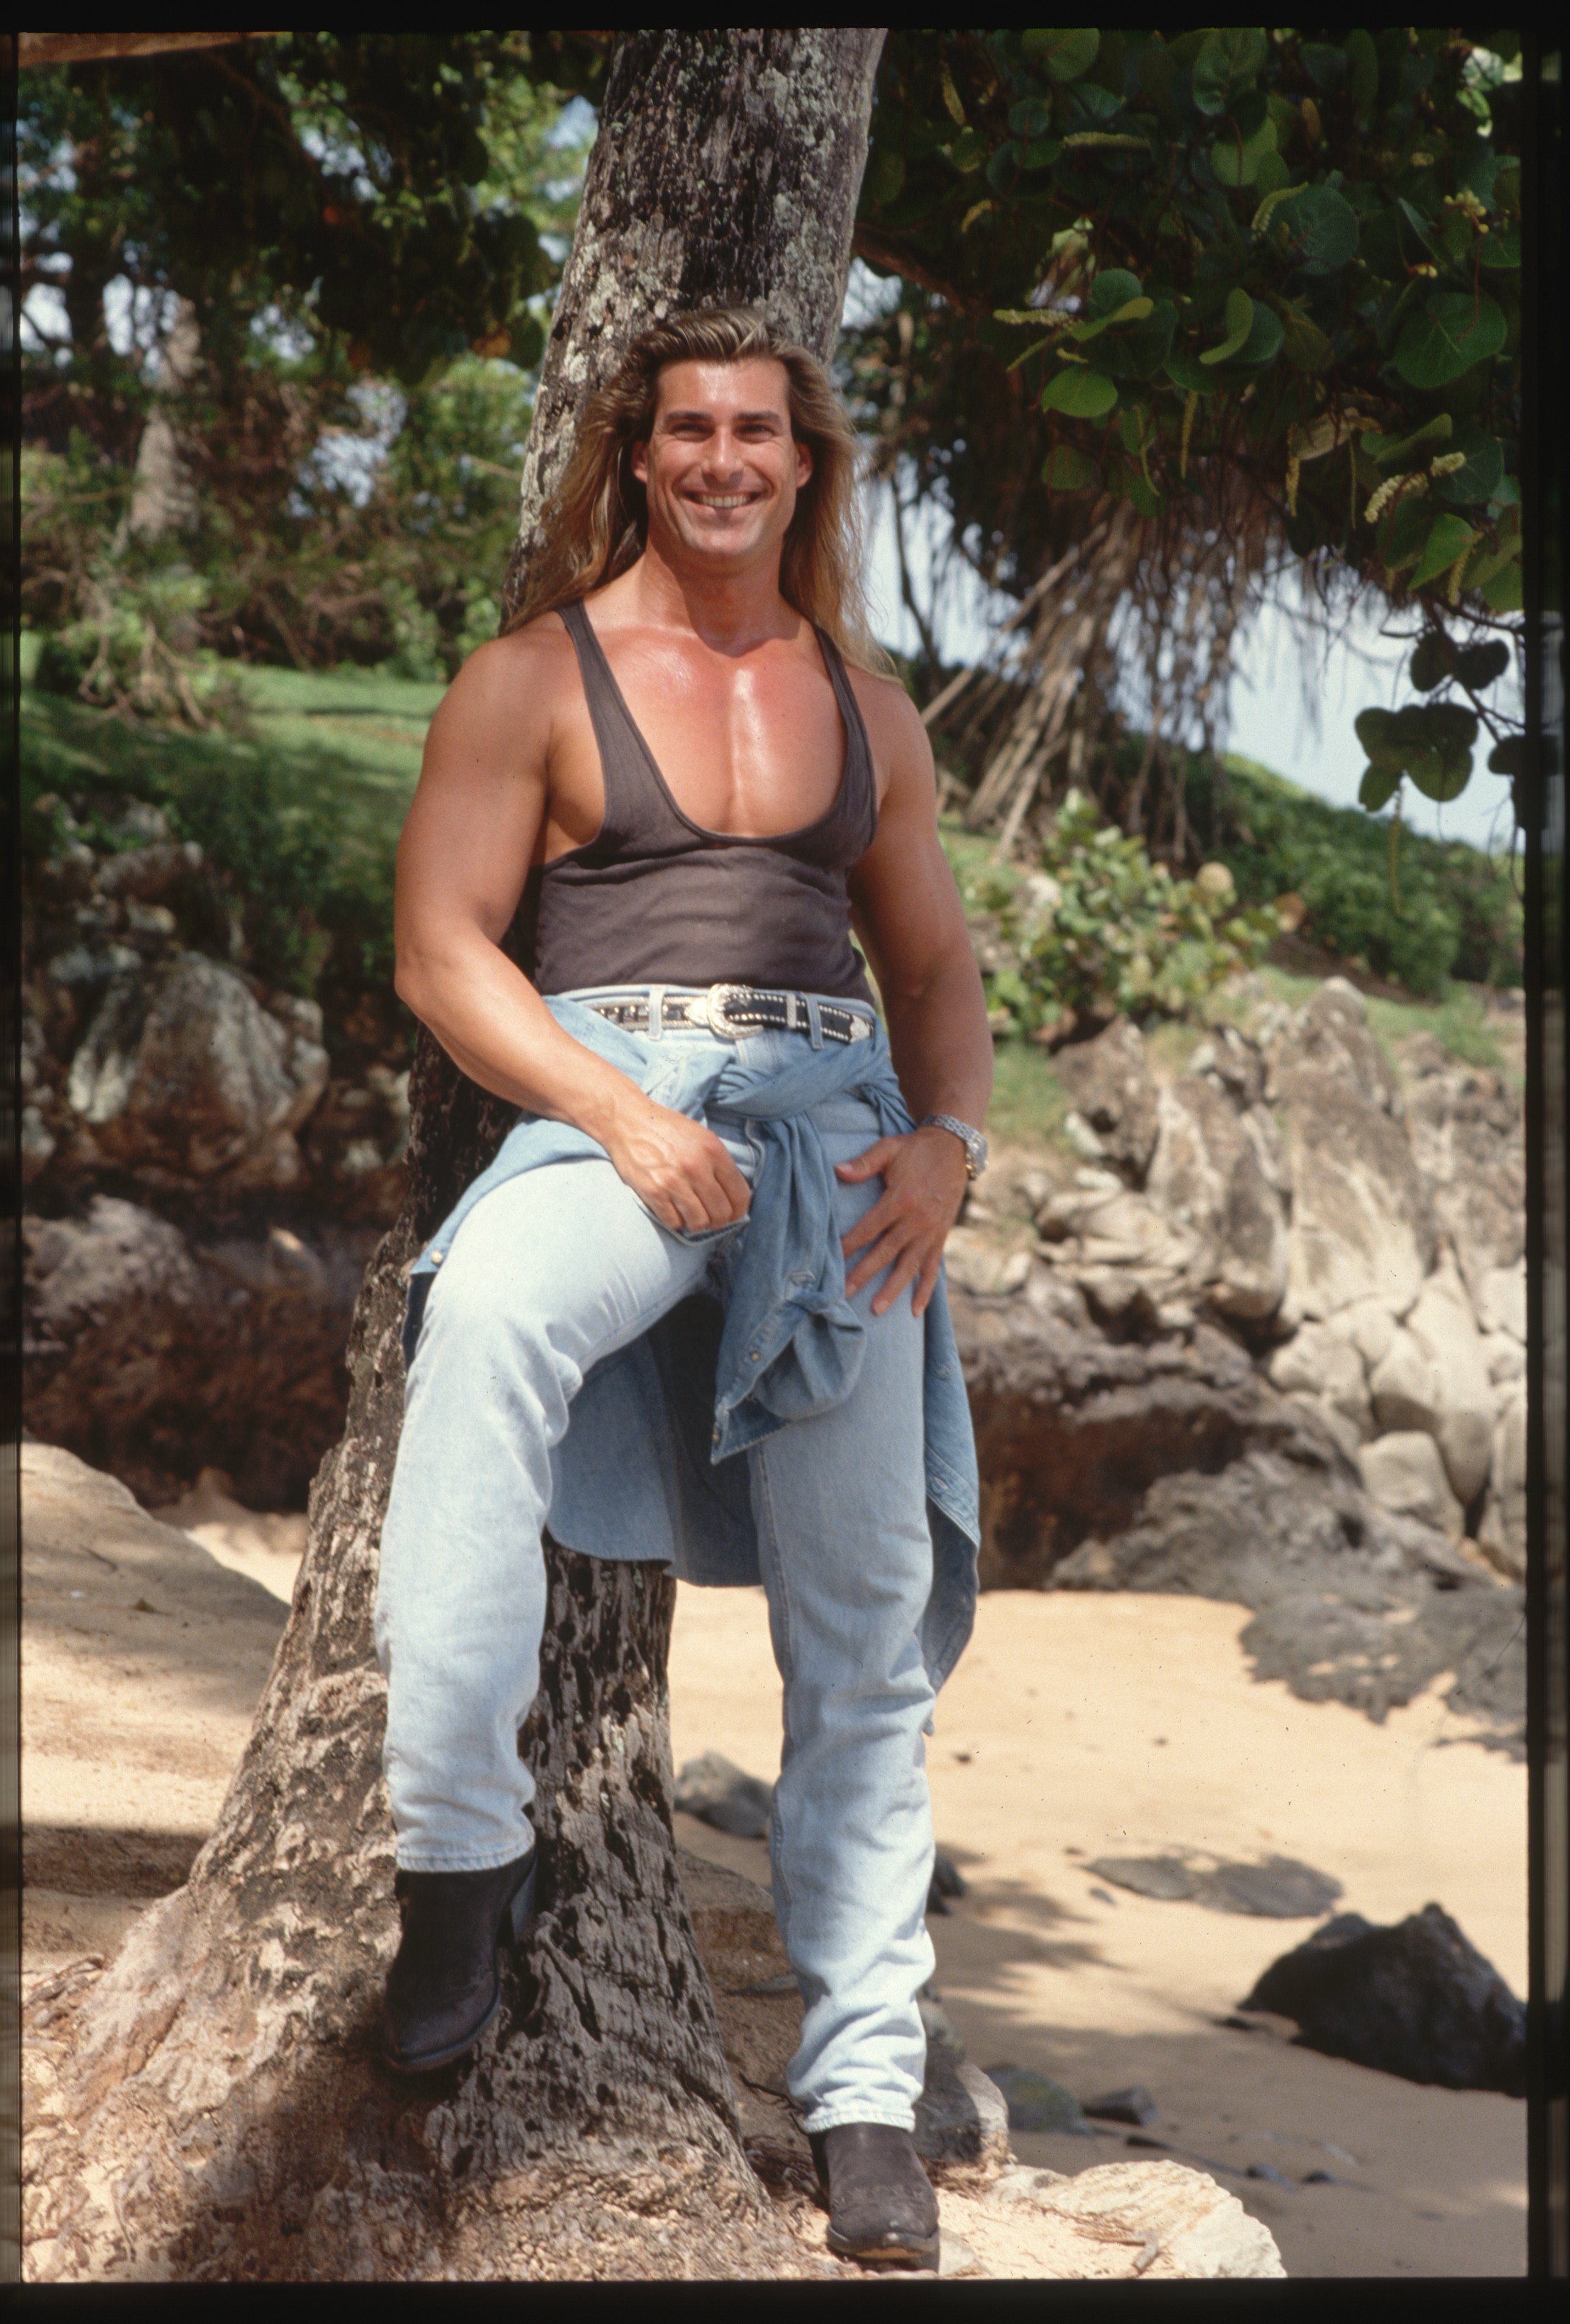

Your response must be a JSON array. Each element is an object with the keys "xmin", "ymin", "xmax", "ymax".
[
  {"xmin": 748, "ymin": 1119, "xmax": 936, "ymax": 2133},
  {"xmin": 375, "ymin": 1157, "xmax": 714, "ymax": 1872}
]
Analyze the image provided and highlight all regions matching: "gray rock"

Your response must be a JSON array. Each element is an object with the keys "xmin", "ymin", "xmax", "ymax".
[
  {"xmin": 1358, "ymin": 1431, "xmax": 1465, "ymax": 1542},
  {"xmin": 1242, "ymin": 1903, "xmax": 1526, "ymax": 2096},
  {"xmin": 986, "ymin": 2067, "xmax": 1095, "ymax": 2135},
  {"xmin": 1478, "ymin": 1383, "xmax": 1527, "ymax": 1581},
  {"xmin": 1190, "ymin": 1024, "xmax": 1268, "ymax": 1111},
  {"xmin": 914, "ymin": 2051, "xmax": 1011, "ymax": 2188},
  {"xmin": 1403, "ymin": 1055, "xmax": 1524, "ymax": 1309},
  {"xmin": 1054, "ymin": 1019, "xmax": 1159, "ymax": 1184},
  {"xmin": 1084, "ymin": 2085, "xmax": 1159, "ymax": 2127},
  {"xmin": 672, "ymin": 1751, "xmax": 774, "ymax": 1840},
  {"xmin": 1145, "ymin": 1078, "xmax": 1288, "ymax": 1321},
  {"xmin": 1088, "ymin": 1855, "xmax": 1197, "ymax": 1902},
  {"xmin": 1403, "ymin": 1263, "xmax": 1495, "ymax": 1503},
  {"xmin": 1478, "ymin": 1262, "xmax": 1527, "ymax": 1343},
  {"xmin": 1269, "ymin": 976, "xmax": 1403, "ymax": 1116},
  {"xmin": 66, "ymin": 953, "xmax": 329, "ymax": 1189},
  {"xmin": 23, "ymin": 1197, "xmax": 374, "ymax": 1508},
  {"xmin": 1268, "ymin": 1325, "xmax": 1372, "ymax": 1440}
]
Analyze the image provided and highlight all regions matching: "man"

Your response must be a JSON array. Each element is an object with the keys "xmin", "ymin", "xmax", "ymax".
[{"xmin": 378, "ymin": 306, "xmax": 991, "ymax": 2267}]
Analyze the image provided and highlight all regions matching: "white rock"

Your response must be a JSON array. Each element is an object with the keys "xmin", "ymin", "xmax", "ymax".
[
  {"xmin": 1404, "ymin": 1264, "xmax": 1495, "ymax": 1504},
  {"xmin": 989, "ymin": 2158, "xmax": 1285, "ymax": 2279},
  {"xmin": 1327, "ymin": 1297, "xmax": 1401, "ymax": 1367},
  {"xmin": 1478, "ymin": 1262, "xmax": 1527, "ymax": 1343},
  {"xmin": 1358, "ymin": 1430, "xmax": 1465, "ymax": 1541},
  {"xmin": 1484, "ymin": 1333, "xmax": 1527, "ymax": 1387},
  {"xmin": 1268, "ymin": 1323, "xmax": 1372, "ymax": 1438},
  {"xmin": 1478, "ymin": 1383, "xmax": 1527, "ymax": 1581}
]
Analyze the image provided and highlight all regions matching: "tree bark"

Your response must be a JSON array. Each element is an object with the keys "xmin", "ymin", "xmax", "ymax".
[{"xmin": 23, "ymin": 29, "xmax": 885, "ymax": 2283}]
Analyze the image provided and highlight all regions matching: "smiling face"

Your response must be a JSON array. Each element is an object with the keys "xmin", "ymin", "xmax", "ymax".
[{"xmin": 630, "ymin": 355, "xmax": 813, "ymax": 580}]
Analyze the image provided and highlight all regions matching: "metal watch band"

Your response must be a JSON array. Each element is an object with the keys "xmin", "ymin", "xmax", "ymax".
[{"xmin": 920, "ymin": 1112, "xmax": 988, "ymax": 1180}]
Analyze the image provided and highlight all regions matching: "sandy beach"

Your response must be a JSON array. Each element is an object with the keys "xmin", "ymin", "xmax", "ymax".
[{"xmin": 23, "ymin": 1443, "xmax": 1526, "ymax": 2279}]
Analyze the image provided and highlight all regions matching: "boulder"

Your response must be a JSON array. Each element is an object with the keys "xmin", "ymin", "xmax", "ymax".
[
  {"xmin": 1053, "ymin": 1020, "xmax": 1159, "ymax": 1183},
  {"xmin": 1189, "ymin": 1023, "xmax": 1268, "ymax": 1113},
  {"xmin": 1268, "ymin": 976, "xmax": 1403, "ymax": 1116},
  {"xmin": 982, "ymin": 2160, "xmax": 1284, "ymax": 2279},
  {"xmin": 1478, "ymin": 1383, "xmax": 1527, "ymax": 1582},
  {"xmin": 1362, "ymin": 1264, "xmax": 1494, "ymax": 1507},
  {"xmin": 1402, "ymin": 1051, "xmax": 1525, "ymax": 1307},
  {"xmin": 1356, "ymin": 1430, "xmax": 1465, "ymax": 1542},
  {"xmin": 1478, "ymin": 1261, "xmax": 1527, "ymax": 1343},
  {"xmin": 1267, "ymin": 1324, "xmax": 1372, "ymax": 1441},
  {"xmin": 1241, "ymin": 1903, "xmax": 1526, "ymax": 2096},
  {"xmin": 23, "ymin": 1197, "xmax": 374, "ymax": 1508},
  {"xmin": 1144, "ymin": 1077, "xmax": 1288, "ymax": 1321},
  {"xmin": 1267, "ymin": 981, "xmax": 1436, "ymax": 1322},
  {"xmin": 1403, "ymin": 1263, "xmax": 1495, "ymax": 1505},
  {"xmin": 66, "ymin": 953, "xmax": 329, "ymax": 1189}
]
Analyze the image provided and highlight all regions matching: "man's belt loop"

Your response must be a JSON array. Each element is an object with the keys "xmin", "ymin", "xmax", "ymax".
[
  {"xmin": 648, "ymin": 984, "xmax": 666, "ymax": 1041},
  {"xmin": 806, "ymin": 995, "xmax": 825, "ymax": 1050}
]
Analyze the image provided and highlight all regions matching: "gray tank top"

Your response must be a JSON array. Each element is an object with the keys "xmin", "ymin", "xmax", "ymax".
[{"xmin": 526, "ymin": 599, "xmax": 878, "ymax": 1004}]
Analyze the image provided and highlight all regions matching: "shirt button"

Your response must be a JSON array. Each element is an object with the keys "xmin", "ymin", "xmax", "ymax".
[
  {"xmin": 430, "ymin": 1250, "xmax": 444, "ymax": 1264},
  {"xmin": 749, "ymin": 1351, "xmax": 761, "ymax": 1362}
]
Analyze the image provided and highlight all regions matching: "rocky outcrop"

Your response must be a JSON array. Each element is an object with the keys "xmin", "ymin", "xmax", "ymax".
[
  {"xmin": 24, "ymin": 1196, "xmax": 374, "ymax": 1508},
  {"xmin": 951, "ymin": 977, "xmax": 1526, "ymax": 1747}
]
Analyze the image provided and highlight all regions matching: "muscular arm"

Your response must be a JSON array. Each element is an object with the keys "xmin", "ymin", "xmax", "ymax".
[
  {"xmin": 839, "ymin": 684, "xmax": 993, "ymax": 1315},
  {"xmin": 394, "ymin": 631, "xmax": 750, "ymax": 1231}
]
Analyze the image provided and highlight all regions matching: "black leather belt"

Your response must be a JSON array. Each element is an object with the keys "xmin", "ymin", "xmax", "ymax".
[{"xmin": 584, "ymin": 982, "xmax": 875, "ymax": 1045}]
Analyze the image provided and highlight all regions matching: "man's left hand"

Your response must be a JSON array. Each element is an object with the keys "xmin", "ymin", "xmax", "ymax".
[{"xmin": 836, "ymin": 1125, "xmax": 970, "ymax": 1318}]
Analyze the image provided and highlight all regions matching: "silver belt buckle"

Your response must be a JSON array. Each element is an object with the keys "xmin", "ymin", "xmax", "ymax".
[{"xmin": 701, "ymin": 981, "xmax": 753, "ymax": 1040}]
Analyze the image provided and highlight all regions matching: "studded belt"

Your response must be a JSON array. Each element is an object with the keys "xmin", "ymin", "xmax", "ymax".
[{"xmin": 584, "ymin": 982, "xmax": 876, "ymax": 1045}]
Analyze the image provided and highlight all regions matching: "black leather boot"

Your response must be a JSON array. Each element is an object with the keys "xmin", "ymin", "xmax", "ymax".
[
  {"xmin": 382, "ymin": 1848, "xmax": 536, "ymax": 2074},
  {"xmin": 810, "ymin": 2123, "xmax": 940, "ymax": 2267}
]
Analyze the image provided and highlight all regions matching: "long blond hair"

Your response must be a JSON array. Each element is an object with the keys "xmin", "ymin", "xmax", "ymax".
[{"xmin": 504, "ymin": 306, "xmax": 891, "ymax": 674}]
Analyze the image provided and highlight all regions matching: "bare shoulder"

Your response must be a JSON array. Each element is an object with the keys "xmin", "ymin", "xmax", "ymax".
[
  {"xmin": 429, "ymin": 611, "xmax": 578, "ymax": 749},
  {"xmin": 844, "ymin": 663, "xmax": 935, "ymax": 797}
]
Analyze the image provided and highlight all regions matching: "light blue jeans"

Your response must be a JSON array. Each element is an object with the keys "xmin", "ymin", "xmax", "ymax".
[{"xmin": 374, "ymin": 1014, "xmax": 938, "ymax": 2133}]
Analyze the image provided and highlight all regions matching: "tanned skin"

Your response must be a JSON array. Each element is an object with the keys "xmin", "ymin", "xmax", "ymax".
[{"xmin": 396, "ymin": 355, "xmax": 992, "ymax": 1318}]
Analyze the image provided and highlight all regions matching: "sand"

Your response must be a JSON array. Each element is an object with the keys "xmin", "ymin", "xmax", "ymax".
[
  {"xmin": 22, "ymin": 1442, "xmax": 1526, "ymax": 2278},
  {"xmin": 667, "ymin": 1581, "xmax": 1527, "ymax": 2280}
]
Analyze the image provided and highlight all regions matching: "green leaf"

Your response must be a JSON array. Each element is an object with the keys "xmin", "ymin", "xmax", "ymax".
[
  {"xmin": 1164, "ymin": 350, "xmax": 1221, "ymax": 394},
  {"xmin": 1357, "ymin": 701, "xmax": 1478, "ymax": 801},
  {"xmin": 1280, "ymin": 308, "xmax": 1336, "ymax": 371},
  {"xmin": 1232, "ymin": 300, "xmax": 1284, "ymax": 367},
  {"xmin": 1409, "ymin": 513, "xmax": 1476, "ymax": 589},
  {"xmin": 1346, "ymin": 28, "xmax": 1379, "ymax": 117},
  {"xmin": 1479, "ymin": 225, "xmax": 1521, "ymax": 270},
  {"xmin": 1433, "ymin": 429, "xmax": 1504, "ymax": 507},
  {"xmin": 1394, "ymin": 290, "xmax": 1507, "ymax": 389},
  {"xmin": 1021, "ymin": 27, "xmax": 1100, "ymax": 82},
  {"xmin": 1072, "ymin": 296, "xmax": 1154, "ymax": 344},
  {"xmin": 865, "ymin": 148, "xmax": 905, "ymax": 208},
  {"xmin": 1488, "ymin": 735, "xmax": 1526, "ymax": 778},
  {"xmin": 1276, "ymin": 184, "xmax": 1360, "ymax": 275},
  {"xmin": 1200, "ymin": 287, "xmax": 1254, "ymax": 366},
  {"xmin": 1482, "ymin": 559, "xmax": 1523, "ymax": 612},
  {"xmin": 1041, "ymin": 367, "xmax": 1118, "ymax": 418},
  {"xmin": 1042, "ymin": 443, "xmax": 1100, "ymax": 489},
  {"xmin": 1355, "ymin": 707, "xmax": 1403, "ymax": 765},
  {"xmin": 1365, "ymin": 413, "xmax": 1452, "ymax": 466},
  {"xmin": 1454, "ymin": 640, "xmax": 1510, "ymax": 691},
  {"xmin": 1085, "ymin": 269, "xmax": 1144, "ymax": 318},
  {"xmin": 1359, "ymin": 762, "xmax": 1401, "ymax": 811},
  {"xmin": 1383, "ymin": 496, "xmax": 1436, "ymax": 572},
  {"xmin": 1409, "ymin": 632, "xmax": 1451, "ymax": 693},
  {"xmin": 1210, "ymin": 115, "xmax": 1277, "ymax": 189},
  {"xmin": 1253, "ymin": 147, "xmax": 1291, "ymax": 195},
  {"xmin": 1192, "ymin": 27, "xmax": 1268, "ymax": 117}
]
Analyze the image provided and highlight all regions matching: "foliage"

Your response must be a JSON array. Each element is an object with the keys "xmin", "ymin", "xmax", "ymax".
[
  {"xmin": 853, "ymin": 28, "xmax": 1524, "ymax": 814},
  {"xmin": 1189, "ymin": 751, "xmax": 1521, "ymax": 995},
  {"xmin": 960, "ymin": 788, "xmax": 1280, "ymax": 1034},
  {"xmin": 20, "ymin": 40, "xmax": 595, "ymax": 677},
  {"xmin": 21, "ymin": 663, "xmax": 434, "ymax": 1038}
]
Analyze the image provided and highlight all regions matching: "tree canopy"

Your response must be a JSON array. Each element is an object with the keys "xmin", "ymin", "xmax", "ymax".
[{"xmin": 850, "ymin": 27, "xmax": 1524, "ymax": 821}]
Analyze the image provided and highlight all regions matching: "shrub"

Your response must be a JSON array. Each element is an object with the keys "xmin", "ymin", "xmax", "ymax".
[{"xmin": 964, "ymin": 790, "xmax": 1280, "ymax": 1037}]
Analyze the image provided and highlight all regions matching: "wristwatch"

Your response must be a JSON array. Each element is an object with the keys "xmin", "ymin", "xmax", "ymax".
[{"xmin": 921, "ymin": 1113, "xmax": 989, "ymax": 1180}]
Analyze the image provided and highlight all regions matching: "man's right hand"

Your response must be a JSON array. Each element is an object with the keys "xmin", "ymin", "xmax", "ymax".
[{"xmin": 600, "ymin": 1094, "xmax": 752, "ymax": 1233}]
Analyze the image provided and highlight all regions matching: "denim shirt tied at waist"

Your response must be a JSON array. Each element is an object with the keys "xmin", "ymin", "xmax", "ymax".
[{"xmin": 403, "ymin": 996, "xmax": 981, "ymax": 1692}]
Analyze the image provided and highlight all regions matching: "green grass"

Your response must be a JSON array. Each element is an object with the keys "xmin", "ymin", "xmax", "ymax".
[
  {"xmin": 985, "ymin": 1037, "xmax": 1070, "ymax": 1149},
  {"xmin": 21, "ymin": 659, "xmax": 439, "ymax": 1003}
]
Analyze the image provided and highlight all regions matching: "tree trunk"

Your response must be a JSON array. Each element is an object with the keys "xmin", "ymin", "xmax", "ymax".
[{"xmin": 23, "ymin": 30, "xmax": 885, "ymax": 2283}]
